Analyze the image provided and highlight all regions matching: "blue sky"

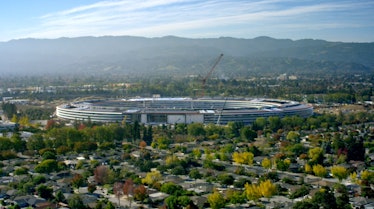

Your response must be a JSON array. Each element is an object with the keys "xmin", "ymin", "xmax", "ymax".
[{"xmin": 1, "ymin": 0, "xmax": 373, "ymax": 42}]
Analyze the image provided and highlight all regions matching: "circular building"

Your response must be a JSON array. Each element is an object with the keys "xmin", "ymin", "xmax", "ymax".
[{"xmin": 56, "ymin": 98, "xmax": 313, "ymax": 125}]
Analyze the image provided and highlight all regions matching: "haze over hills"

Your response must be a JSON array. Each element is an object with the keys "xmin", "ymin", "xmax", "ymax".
[{"xmin": 0, "ymin": 36, "xmax": 373, "ymax": 78}]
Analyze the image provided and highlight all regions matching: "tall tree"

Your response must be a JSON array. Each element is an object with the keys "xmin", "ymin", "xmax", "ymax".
[
  {"xmin": 94, "ymin": 165, "xmax": 110, "ymax": 185},
  {"xmin": 113, "ymin": 182, "xmax": 124, "ymax": 207},
  {"xmin": 123, "ymin": 179, "xmax": 134, "ymax": 207},
  {"xmin": 2, "ymin": 103, "xmax": 17, "ymax": 119},
  {"xmin": 132, "ymin": 121, "xmax": 141, "ymax": 140}
]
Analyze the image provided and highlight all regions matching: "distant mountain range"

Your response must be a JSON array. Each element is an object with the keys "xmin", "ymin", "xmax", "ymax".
[{"xmin": 0, "ymin": 36, "xmax": 373, "ymax": 78}]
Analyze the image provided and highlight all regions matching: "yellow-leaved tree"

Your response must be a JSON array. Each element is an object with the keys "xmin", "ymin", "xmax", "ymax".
[
  {"xmin": 11, "ymin": 114, "xmax": 18, "ymax": 123},
  {"xmin": 304, "ymin": 163, "xmax": 312, "ymax": 174},
  {"xmin": 360, "ymin": 170, "xmax": 374, "ymax": 185},
  {"xmin": 244, "ymin": 183, "xmax": 261, "ymax": 201},
  {"xmin": 165, "ymin": 155, "xmax": 179, "ymax": 166},
  {"xmin": 350, "ymin": 172, "xmax": 358, "ymax": 184},
  {"xmin": 312, "ymin": 164, "xmax": 327, "ymax": 178},
  {"xmin": 232, "ymin": 152, "xmax": 254, "ymax": 165},
  {"xmin": 308, "ymin": 147, "xmax": 324, "ymax": 165},
  {"xmin": 331, "ymin": 165, "xmax": 348, "ymax": 182},
  {"xmin": 142, "ymin": 170, "xmax": 162, "ymax": 187},
  {"xmin": 244, "ymin": 180, "xmax": 276, "ymax": 202},
  {"xmin": 259, "ymin": 179, "xmax": 277, "ymax": 198},
  {"xmin": 261, "ymin": 157, "xmax": 272, "ymax": 171},
  {"xmin": 207, "ymin": 189, "xmax": 226, "ymax": 209},
  {"xmin": 19, "ymin": 115, "xmax": 30, "ymax": 127}
]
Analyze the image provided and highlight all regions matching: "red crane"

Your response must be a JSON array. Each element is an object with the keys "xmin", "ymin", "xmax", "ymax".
[{"xmin": 200, "ymin": 53, "xmax": 224, "ymax": 97}]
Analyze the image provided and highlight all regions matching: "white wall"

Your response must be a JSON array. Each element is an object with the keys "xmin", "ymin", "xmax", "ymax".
[{"xmin": 167, "ymin": 115, "xmax": 186, "ymax": 124}]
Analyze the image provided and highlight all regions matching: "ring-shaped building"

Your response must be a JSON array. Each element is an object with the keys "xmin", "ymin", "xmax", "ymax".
[{"xmin": 56, "ymin": 98, "xmax": 313, "ymax": 125}]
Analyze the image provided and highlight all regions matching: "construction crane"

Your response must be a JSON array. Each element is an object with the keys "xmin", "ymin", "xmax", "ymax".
[
  {"xmin": 200, "ymin": 53, "xmax": 224, "ymax": 97},
  {"xmin": 216, "ymin": 97, "xmax": 227, "ymax": 125}
]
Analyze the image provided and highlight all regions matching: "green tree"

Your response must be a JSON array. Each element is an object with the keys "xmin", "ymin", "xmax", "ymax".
[
  {"xmin": 68, "ymin": 194, "xmax": 87, "ymax": 209},
  {"xmin": 132, "ymin": 121, "xmax": 141, "ymax": 140},
  {"xmin": 225, "ymin": 189, "xmax": 246, "ymax": 204},
  {"xmin": 293, "ymin": 200, "xmax": 318, "ymax": 209},
  {"xmin": 226, "ymin": 121, "xmax": 244, "ymax": 138},
  {"xmin": 10, "ymin": 134, "xmax": 26, "ymax": 152},
  {"xmin": 335, "ymin": 184, "xmax": 351, "ymax": 209},
  {"xmin": 105, "ymin": 201, "xmax": 115, "ymax": 209},
  {"xmin": 187, "ymin": 123, "xmax": 206, "ymax": 137},
  {"xmin": 36, "ymin": 184, "xmax": 54, "ymax": 200},
  {"xmin": 189, "ymin": 169, "xmax": 202, "ymax": 180},
  {"xmin": 177, "ymin": 196, "xmax": 191, "ymax": 208},
  {"xmin": 55, "ymin": 190, "xmax": 66, "ymax": 203},
  {"xmin": 42, "ymin": 151, "xmax": 57, "ymax": 160},
  {"xmin": 286, "ymin": 131, "xmax": 300, "ymax": 142},
  {"xmin": 22, "ymin": 182, "xmax": 35, "ymax": 194},
  {"xmin": 164, "ymin": 195, "xmax": 178, "ymax": 209},
  {"xmin": 14, "ymin": 167, "xmax": 28, "ymax": 175},
  {"xmin": 71, "ymin": 174, "xmax": 86, "ymax": 188},
  {"xmin": 161, "ymin": 182, "xmax": 183, "ymax": 195},
  {"xmin": 253, "ymin": 117, "xmax": 266, "ymax": 131},
  {"xmin": 312, "ymin": 187, "xmax": 337, "ymax": 209},
  {"xmin": 268, "ymin": 116, "xmax": 281, "ymax": 131},
  {"xmin": 26, "ymin": 133, "xmax": 46, "ymax": 151},
  {"xmin": 34, "ymin": 159, "xmax": 58, "ymax": 173},
  {"xmin": 33, "ymin": 175, "xmax": 46, "ymax": 184},
  {"xmin": 218, "ymin": 174, "xmax": 235, "ymax": 186},
  {"xmin": 0, "ymin": 137, "xmax": 14, "ymax": 151},
  {"xmin": 290, "ymin": 185, "xmax": 311, "ymax": 199},
  {"xmin": 240, "ymin": 126, "xmax": 257, "ymax": 141},
  {"xmin": 276, "ymin": 158, "xmax": 291, "ymax": 171},
  {"xmin": 2, "ymin": 103, "xmax": 17, "ymax": 119}
]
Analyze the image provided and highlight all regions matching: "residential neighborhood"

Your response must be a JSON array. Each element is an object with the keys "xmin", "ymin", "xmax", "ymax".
[{"xmin": 0, "ymin": 103, "xmax": 373, "ymax": 208}]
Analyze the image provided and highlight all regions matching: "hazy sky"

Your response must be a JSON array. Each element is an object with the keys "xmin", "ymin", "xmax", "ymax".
[{"xmin": 1, "ymin": 0, "xmax": 373, "ymax": 42}]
